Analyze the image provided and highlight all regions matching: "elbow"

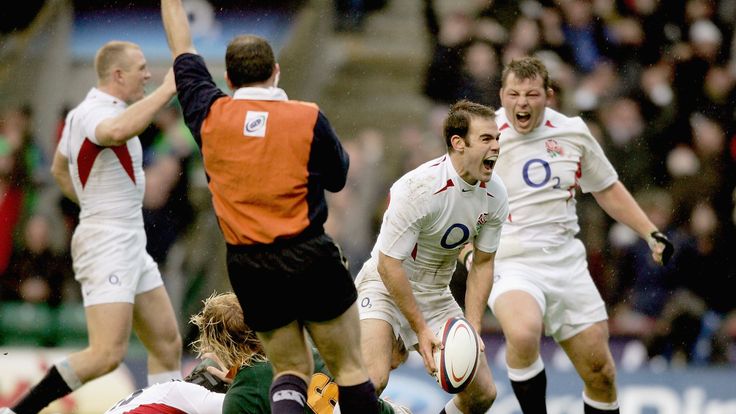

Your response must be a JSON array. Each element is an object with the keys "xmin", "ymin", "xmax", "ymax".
[{"xmin": 106, "ymin": 129, "xmax": 130, "ymax": 147}]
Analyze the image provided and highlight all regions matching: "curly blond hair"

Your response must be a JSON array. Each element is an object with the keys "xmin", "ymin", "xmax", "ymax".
[{"xmin": 189, "ymin": 292, "xmax": 267, "ymax": 370}]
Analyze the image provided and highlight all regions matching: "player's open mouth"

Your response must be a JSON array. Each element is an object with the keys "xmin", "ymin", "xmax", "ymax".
[
  {"xmin": 483, "ymin": 156, "xmax": 497, "ymax": 170},
  {"xmin": 516, "ymin": 112, "xmax": 531, "ymax": 124}
]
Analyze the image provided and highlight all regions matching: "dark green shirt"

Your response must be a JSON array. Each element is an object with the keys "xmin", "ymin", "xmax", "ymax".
[{"xmin": 222, "ymin": 349, "xmax": 396, "ymax": 414}]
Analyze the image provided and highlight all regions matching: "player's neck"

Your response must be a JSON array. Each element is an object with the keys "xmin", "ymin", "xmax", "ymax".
[
  {"xmin": 448, "ymin": 152, "xmax": 478, "ymax": 186},
  {"xmin": 97, "ymin": 84, "xmax": 128, "ymax": 103}
]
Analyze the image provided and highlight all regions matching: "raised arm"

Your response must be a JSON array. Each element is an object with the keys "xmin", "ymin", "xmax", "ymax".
[
  {"xmin": 95, "ymin": 69, "xmax": 177, "ymax": 146},
  {"xmin": 161, "ymin": 0, "xmax": 197, "ymax": 58}
]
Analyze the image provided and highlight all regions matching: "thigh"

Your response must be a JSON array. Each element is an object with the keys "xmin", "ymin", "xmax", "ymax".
[
  {"xmin": 298, "ymin": 235, "xmax": 357, "ymax": 323},
  {"xmin": 358, "ymin": 317, "xmax": 397, "ymax": 391},
  {"xmin": 226, "ymin": 249, "xmax": 295, "ymax": 332},
  {"xmin": 306, "ymin": 303, "xmax": 377, "ymax": 386},
  {"xmin": 135, "ymin": 252, "xmax": 165, "ymax": 295},
  {"xmin": 492, "ymin": 290, "xmax": 544, "ymax": 343},
  {"xmin": 257, "ymin": 320, "xmax": 313, "ymax": 380},
  {"xmin": 488, "ymin": 261, "xmax": 545, "ymax": 345},
  {"xmin": 228, "ymin": 235, "xmax": 356, "ymax": 332},
  {"xmin": 85, "ymin": 302, "xmax": 134, "ymax": 351},
  {"xmin": 559, "ymin": 321, "xmax": 615, "ymax": 380},
  {"xmin": 132, "ymin": 286, "xmax": 181, "ymax": 351},
  {"xmin": 72, "ymin": 223, "xmax": 152, "ymax": 306}
]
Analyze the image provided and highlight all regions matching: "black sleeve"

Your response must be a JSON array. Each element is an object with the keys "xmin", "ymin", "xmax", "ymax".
[
  {"xmin": 308, "ymin": 111, "xmax": 349, "ymax": 192},
  {"xmin": 173, "ymin": 53, "xmax": 227, "ymax": 146}
]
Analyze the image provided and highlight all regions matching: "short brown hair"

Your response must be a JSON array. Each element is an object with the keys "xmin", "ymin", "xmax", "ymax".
[
  {"xmin": 189, "ymin": 292, "xmax": 266, "ymax": 370},
  {"xmin": 501, "ymin": 56, "xmax": 551, "ymax": 91},
  {"xmin": 443, "ymin": 100, "xmax": 496, "ymax": 147},
  {"xmin": 94, "ymin": 41, "xmax": 140, "ymax": 82},
  {"xmin": 225, "ymin": 35, "xmax": 275, "ymax": 87}
]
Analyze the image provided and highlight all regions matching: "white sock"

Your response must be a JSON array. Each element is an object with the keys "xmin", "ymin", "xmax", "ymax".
[
  {"xmin": 506, "ymin": 355, "xmax": 544, "ymax": 382},
  {"xmin": 444, "ymin": 398, "xmax": 463, "ymax": 414},
  {"xmin": 582, "ymin": 392, "xmax": 619, "ymax": 410},
  {"xmin": 148, "ymin": 370, "xmax": 182, "ymax": 386},
  {"xmin": 56, "ymin": 358, "xmax": 83, "ymax": 390}
]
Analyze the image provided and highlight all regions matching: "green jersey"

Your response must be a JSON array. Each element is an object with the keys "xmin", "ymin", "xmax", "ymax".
[{"xmin": 222, "ymin": 349, "xmax": 396, "ymax": 414}]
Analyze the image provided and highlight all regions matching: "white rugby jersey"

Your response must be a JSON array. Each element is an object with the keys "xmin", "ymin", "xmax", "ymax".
[
  {"xmin": 58, "ymin": 88, "xmax": 145, "ymax": 224},
  {"xmin": 363, "ymin": 154, "xmax": 508, "ymax": 287},
  {"xmin": 494, "ymin": 107, "xmax": 617, "ymax": 252},
  {"xmin": 105, "ymin": 380, "xmax": 224, "ymax": 414}
]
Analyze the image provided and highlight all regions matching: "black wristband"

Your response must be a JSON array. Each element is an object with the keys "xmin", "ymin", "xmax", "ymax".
[{"xmin": 650, "ymin": 231, "xmax": 674, "ymax": 266}]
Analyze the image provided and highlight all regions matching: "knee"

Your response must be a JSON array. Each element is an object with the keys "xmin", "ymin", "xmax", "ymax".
[
  {"xmin": 88, "ymin": 345, "xmax": 126, "ymax": 376},
  {"xmin": 505, "ymin": 330, "xmax": 540, "ymax": 359},
  {"xmin": 475, "ymin": 385, "xmax": 497, "ymax": 413},
  {"xmin": 370, "ymin": 370, "xmax": 390, "ymax": 395},
  {"xmin": 585, "ymin": 359, "xmax": 617, "ymax": 391},
  {"xmin": 151, "ymin": 330, "xmax": 183, "ymax": 362},
  {"xmin": 270, "ymin": 353, "xmax": 315, "ymax": 379},
  {"xmin": 460, "ymin": 384, "xmax": 497, "ymax": 414}
]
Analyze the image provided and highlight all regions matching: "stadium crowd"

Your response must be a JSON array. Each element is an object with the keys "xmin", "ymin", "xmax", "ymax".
[{"xmin": 0, "ymin": 0, "xmax": 735, "ymax": 371}]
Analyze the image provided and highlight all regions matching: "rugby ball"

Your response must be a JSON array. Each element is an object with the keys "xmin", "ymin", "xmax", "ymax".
[{"xmin": 433, "ymin": 317, "xmax": 480, "ymax": 394}]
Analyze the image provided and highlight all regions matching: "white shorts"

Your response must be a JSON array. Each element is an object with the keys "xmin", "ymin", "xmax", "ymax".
[
  {"xmin": 71, "ymin": 221, "xmax": 163, "ymax": 307},
  {"xmin": 355, "ymin": 259, "xmax": 462, "ymax": 348},
  {"xmin": 488, "ymin": 238, "xmax": 607, "ymax": 342}
]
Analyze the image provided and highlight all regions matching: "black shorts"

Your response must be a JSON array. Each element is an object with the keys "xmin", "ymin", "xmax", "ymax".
[{"xmin": 227, "ymin": 233, "xmax": 357, "ymax": 332}]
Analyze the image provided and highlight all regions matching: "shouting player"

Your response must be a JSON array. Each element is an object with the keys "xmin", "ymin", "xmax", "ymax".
[
  {"xmin": 356, "ymin": 100, "xmax": 508, "ymax": 414},
  {"xmin": 488, "ymin": 56, "xmax": 674, "ymax": 414}
]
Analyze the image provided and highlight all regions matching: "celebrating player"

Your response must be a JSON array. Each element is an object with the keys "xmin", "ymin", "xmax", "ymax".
[
  {"xmin": 159, "ymin": 1, "xmax": 377, "ymax": 413},
  {"xmin": 487, "ymin": 56, "xmax": 674, "ymax": 414},
  {"xmin": 1, "ymin": 41, "xmax": 182, "ymax": 414},
  {"xmin": 356, "ymin": 100, "xmax": 508, "ymax": 414}
]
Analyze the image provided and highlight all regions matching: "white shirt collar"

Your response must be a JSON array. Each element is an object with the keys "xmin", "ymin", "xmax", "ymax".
[
  {"xmin": 232, "ymin": 87, "xmax": 288, "ymax": 101},
  {"xmin": 87, "ymin": 87, "xmax": 128, "ymax": 108}
]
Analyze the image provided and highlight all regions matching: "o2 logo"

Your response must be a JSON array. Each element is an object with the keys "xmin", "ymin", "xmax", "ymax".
[
  {"xmin": 441, "ymin": 223, "xmax": 470, "ymax": 249},
  {"xmin": 522, "ymin": 158, "xmax": 561, "ymax": 189}
]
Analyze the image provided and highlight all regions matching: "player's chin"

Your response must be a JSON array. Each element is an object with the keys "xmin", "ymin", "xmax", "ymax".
[{"xmin": 478, "ymin": 168, "xmax": 492, "ymax": 181}]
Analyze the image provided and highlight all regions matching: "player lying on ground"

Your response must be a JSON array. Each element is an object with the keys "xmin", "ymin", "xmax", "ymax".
[{"xmin": 104, "ymin": 292, "xmax": 411, "ymax": 414}]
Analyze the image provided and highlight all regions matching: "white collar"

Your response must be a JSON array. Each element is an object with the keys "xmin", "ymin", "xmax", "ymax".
[
  {"xmin": 232, "ymin": 87, "xmax": 288, "ymax": 101},
  {"xmin": 87, "ymin": 87, "xmax": 128, "ymax": 108}
]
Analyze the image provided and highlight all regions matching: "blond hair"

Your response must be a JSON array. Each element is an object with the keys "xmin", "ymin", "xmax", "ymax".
[
  {"xmin": 94, "ymin": 40, "xmax": 140, "ymax": 82},
  {"xmin": 189, "ymin": 292, "xmax": 267, "ymax": 370}
]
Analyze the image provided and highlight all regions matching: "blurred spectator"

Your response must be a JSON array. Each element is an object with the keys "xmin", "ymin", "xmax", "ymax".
[
  {"xmin": 457, "ymin": 39, "xmax": 502, "ymax": 108},
  {"xmin": 645, "ymin": 201, "xmax": 735, "ymax": 365},
  {"xmin": 0, "ymin": 138, "xmax": 24, "ymax": 277},
  {"xmin": 1, "ymin": 214, "xmax": 72, "ymax": 307},
  {"xmin": 608, "ymin": 188, "xmax": 683, "ymax": 337},
  {"xmin": 558, "ymin": 0, "xmax": 609, "ymax": 73},
  {"xmin": 596, "ymin": 97, "xmax": 653, "ymax": 192},
  {"xmin": 422, "ymin": 0, "xmax": 474, "ymax": 105},
  {"xmin": 142, "ymin": 105, "xmax": 197, "ymax": 264},
  {"xmin": 326, "ymin": 128, "xmax": 390, "ymax": 275},
  {"xmin": 333, "ymin": 0, "xmax": 388, "ymax": 32},
  {"xmin": 0, "ymin": 106, "xmax": 46, "ymax": 276}
]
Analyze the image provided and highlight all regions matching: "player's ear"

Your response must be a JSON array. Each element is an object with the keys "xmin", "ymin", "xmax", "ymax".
[
  {"xmin": 451, "ymin": 134, "xmax": 465, "ymax": 152},
  {"xmin": 112, "ymin": 68, "xmax": 124, "ymax": 84},
  {"xmin": 546, "ymin": 87, "xmax": 554, "ymax": 98},
  {"xmin": 224, "ymin": 71, "xmax": 235, "ymax": 91},
  {"xmin": 272, "ymin": 63, "xmax": 281, "ymax": 87}
]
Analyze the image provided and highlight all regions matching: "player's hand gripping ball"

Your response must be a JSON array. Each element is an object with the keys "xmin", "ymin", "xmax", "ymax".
[{"xmin": 433, "ymin": 317, "xmax": 480, "ymax": 393}]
